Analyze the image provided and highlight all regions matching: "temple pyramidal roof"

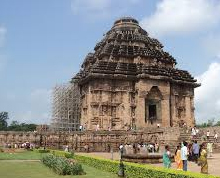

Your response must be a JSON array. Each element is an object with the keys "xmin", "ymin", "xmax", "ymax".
[{"xmin": 73, "ymin": 17, "xmax": 200, "ymax": 87}]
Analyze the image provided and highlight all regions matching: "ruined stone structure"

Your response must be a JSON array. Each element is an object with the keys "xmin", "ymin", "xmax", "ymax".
[
  {"xmin": 1, "ymin": 127, "xmax": 219, "ymax": 153},
  {"xmin": 50, "ymin": 83, "xmax": 80, "ymax": 131},
  {"xmin": 73, "ymin": 17, "xmax": 200, "ymax": 131},
  {"xmin": 0, "ymin": 128, "xmax": 180, "ymax": 152}
]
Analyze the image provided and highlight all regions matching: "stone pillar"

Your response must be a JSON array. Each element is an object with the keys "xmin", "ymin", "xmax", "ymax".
[
  {"xmin": 135, "ymin": 92, "xmax": 146, "ymax": 129},
  {"xmin": 170, "ymin": 95, "xmax": 177, "ymax": 126},
  {"xmin": 185, "ymin": 96, "xmax": 193, "ymax": 126},
  {"xmin": 161, "ymin": 98, "xmax": 170, "ymax": 127},
  {"xmin": 87, "ymin": 85, "xmax": 92, "ymax": 130}
]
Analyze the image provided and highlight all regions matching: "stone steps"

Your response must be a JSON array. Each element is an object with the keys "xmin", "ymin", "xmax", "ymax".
[{"xmin": 178, "ymin": 131, "xmax": 220, "ymax": 153}]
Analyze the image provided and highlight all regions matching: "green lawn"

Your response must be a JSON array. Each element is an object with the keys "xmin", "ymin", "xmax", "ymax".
[
  {"xmin": 0, "ymin": 151, "xmax": 46, "ymax": 160},
  {"xmin": 0, "ymin": 150, "xmax": 119, "ymax": 178},
  {"xmin": 0, "ymin": 161, "xmax": 119, "ymax": 178}
]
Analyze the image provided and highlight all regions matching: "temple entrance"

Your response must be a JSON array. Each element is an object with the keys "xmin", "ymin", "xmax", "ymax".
[
  {"xmin": 145, "ymin": 86, "xmax": 162, "ymax": 125},
  {"xmin": 148, "ymin": 104, "xmax": 157, "ymax": 124},
  {"xmin": 146, "ymin": 101, "xmax": 159, "ymax": 125}
]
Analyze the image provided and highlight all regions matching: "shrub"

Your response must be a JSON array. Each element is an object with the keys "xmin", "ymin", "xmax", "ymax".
[
  {"xmin": 41, "ymin": 154, "xmax": 84, "ymax": 175},
  {"xmin": 38, "ymin": 149, "xmax": 50, "ymax": 153},
  {"xmin": 74, "ymin": 155, "xmax": 220, "ymax": 178},
  {"xmin": 34, "ymin": 148, "xmax": 50, "ymax": 153},
  {"xmin": 0, "ymin": 147, "xmax": 4, "ymax": 152},
  {"xmin": 50, "ymin": 150, "xmax": 74, "ymax": 159}
]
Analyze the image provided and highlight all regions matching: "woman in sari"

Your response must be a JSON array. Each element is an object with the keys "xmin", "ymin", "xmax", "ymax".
[
  {"xmin": 163, "ymin": 145, "xmax": 171, "ymax": 168},
  {"xmin": 174, "ymin": 145, "xmax": 183, "ymax": 170},
  {"xmin": 198, "ymin": 143, "xmax": 208, "ymax": 174}
]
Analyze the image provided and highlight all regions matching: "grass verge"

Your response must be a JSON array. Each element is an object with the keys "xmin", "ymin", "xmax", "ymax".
[{"xmin": 0, "ymin": 161, "xmax": 119, "ymax": 178}]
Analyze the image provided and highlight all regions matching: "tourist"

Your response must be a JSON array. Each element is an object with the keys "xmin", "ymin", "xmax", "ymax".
[
  {"xmin": 119, "ymin": 144, "xmax": 124, "ymax": 158},
  {"xmin": 192, "ymin": 140, "xmax": 200, "ymax": 163},
  {"xmin": 64, "ymin": 145, "xmax": 69, "ymax": 152},
  {"xmin": 207, "ymin": 142, "xmax": 213, "ymax": 157},
  {"xmin": 198, "ymin": 143, "xmax": 208, "ymax": 174},
  {"xmin": 174, "ymin": 145, "xmax": 183, "ymax": 170},
  {"xmin": 84, "ymin": 144, "xmax": 89, "ymax": 153},
  {"xmin": 181, "ymin": 141, "xmax": 188, "ymax": 171},
  {"xmin": 191, "ymin": 127, "xmax": 197, "ymax": 138},
  {"xmin": 183, "ymin": 123, "xmax": 187, "ymax": 133},
  {"xmin": 96, "ymin": 124, "xmax": 99, "ymax": 131},
  {"xmin": 187, "ymin": 142, "xmax": 193, "ymax": 161},
  {"xmin": 206, "ymin": 130, "xmax": 210, "ymax": 140},
  {"xmin": 79, "ymin": 125, "xmax": 83, "ymax": 131},
  {"xmin": 148, "ymin": 143, "xmax": 154, "ymax": 153},
  {"xmin": 195, "ymin": 126, "xmax": 199, "ymax": 135},
  {"xmin": 163, "ymin": 145, "xmax": 171, "ymax": 168},
  {"xmin": 214, "ymin": 131, "xmax": 218, "ymax": 142},
  {"xmin": 157, "ymin": 123, "xmax": 160, "ymax": 128},
  {"xmin": 133, "ymin": 143, "xmax": 138, "ymax": 154},
  {"xmin": 155, "ymin": 142, "xmax": 159, "ymax": 152}
]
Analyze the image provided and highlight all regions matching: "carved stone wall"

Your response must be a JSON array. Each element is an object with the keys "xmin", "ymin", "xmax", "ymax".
[
  {"xmin": 171, "ymin": 85, "xmax": 195, "ymax": 127},
  {"xmin": 81, "ymin": 80, "xmax": 136, "ymax": 130},
  {"xmin": 0, "ymin": 128, "xmax": 181, "ymax": 152}
]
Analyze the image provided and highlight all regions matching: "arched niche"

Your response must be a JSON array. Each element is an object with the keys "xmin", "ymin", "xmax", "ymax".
[{"xmin": 145, "ymin": 86, "xmax": 163, "ymax": 125}]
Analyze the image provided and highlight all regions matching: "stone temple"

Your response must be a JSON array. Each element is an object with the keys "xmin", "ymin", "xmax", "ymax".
[{"xmin": 72, "ymin": 17, "xmax": 200, "ymax": 131}]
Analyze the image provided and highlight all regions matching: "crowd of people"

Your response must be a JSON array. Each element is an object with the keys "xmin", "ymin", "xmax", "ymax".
[
  {"xmin": 119, "ymin": 142, "xmax": 160, "ymax": 158},
  {"xmin": 189, "ymin": 126, "xmax": 218, "ymax": 142},
  {"xmin": 163, "ymin": 140, "xmax": 214, "ymax": 174},
  {"xmin": 4, "ymin": 142, "xmax": 35, "ymax": 149}
]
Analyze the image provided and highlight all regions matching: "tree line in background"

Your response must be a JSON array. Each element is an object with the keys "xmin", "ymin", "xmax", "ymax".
[
  {"xmin": 0, "ymin": 111, "xmax": 37, "ymax": 131},
  {"xmin": 196, "ymin": 118, "xmax": 220, "ymax": 128}
]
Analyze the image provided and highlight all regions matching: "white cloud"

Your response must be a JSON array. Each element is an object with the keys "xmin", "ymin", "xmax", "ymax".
[
  {"xmin": 140, "ymin": 0, "xmax": 220, "ymax": 37},
  {"xmin": 0, "ymin": 25, "xmax": 7, "ymax": 47},
  {"xmin": 195, "ymin": 62, "xmax": 220, "ymax": 122},
  {"xmin": 71, "ymin": 0, "xmax": 141, "ymax": 19}
]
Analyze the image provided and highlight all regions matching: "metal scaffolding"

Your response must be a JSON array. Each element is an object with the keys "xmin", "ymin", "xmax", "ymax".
[{"xmin": 50, "ymin": 82, "xmax": 80, "ymax": 132}]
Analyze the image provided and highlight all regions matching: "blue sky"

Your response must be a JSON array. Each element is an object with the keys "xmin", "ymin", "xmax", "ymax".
[{"xmin": 0, "ymin": 0, "xmax": 220, "ymax": 124}]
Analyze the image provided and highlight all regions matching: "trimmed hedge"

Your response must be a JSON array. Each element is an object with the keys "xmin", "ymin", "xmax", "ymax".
[
  {"xmin": 41, "ymin": 154, "xmax": 84, "ymax": 175},
  {"xmin": 34, "ymin": 149, "xmax": 50, "ymax": 153},
  {"xmin": 34, "ymin": 148, "xmax": 74, "ymax": 158},
  {"xmin": 74, "ymin": 154, "xmax": 220, "ymax": 178},
  {"xmin": 50, "ymin": 150, "xmax": 74, "ymax": 159}
]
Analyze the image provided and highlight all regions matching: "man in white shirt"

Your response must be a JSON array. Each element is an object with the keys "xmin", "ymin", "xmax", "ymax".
[
  {"xmin": 79, "ymin": 125, "xmax": 83, "ymax": 131},
  {"xmin": 119, "ymin": 144, "xmax": 124, "ymax": 159},
  {"xmin": 191, "ymin": 127, "xmax": 196, "ymax": 138},
  {"xmin": 181, "ymin": 141, "xmax": 188, "ymax": 171}
]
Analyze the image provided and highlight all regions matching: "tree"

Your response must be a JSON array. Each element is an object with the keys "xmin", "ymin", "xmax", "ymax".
[
  {"xmin": 0, "ymin": 112, "xmax": 9, "ymax": 131},
  {"xmin": 196, "ymin": 118, "xmax": 216, "ymax": 128},
  {"xmin": 215, "ymin": 120, "xmax": 220, "ymax": 126},
  {"xmin": 7, "ymin": 120, "xmax": 20, "ymax": 131},
  {"xmin": 207, "ymin": 118, "xmax": 215, "ymax": 127},
  {"xmin": 7, "ymin": 120, "xmax": 37, "ymax": 131}
]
